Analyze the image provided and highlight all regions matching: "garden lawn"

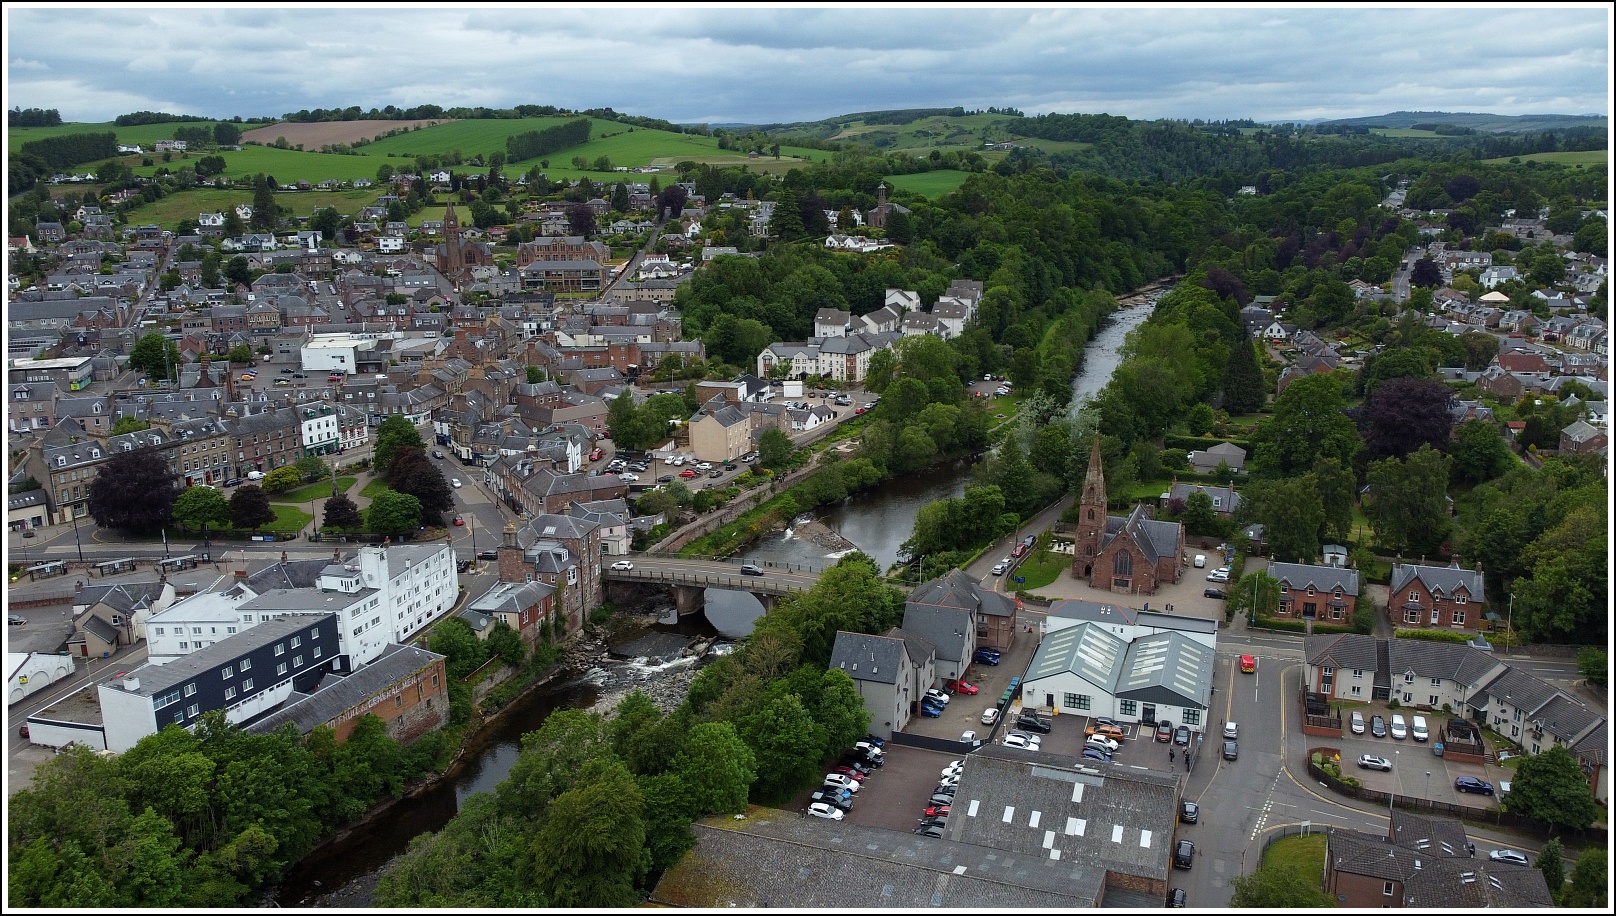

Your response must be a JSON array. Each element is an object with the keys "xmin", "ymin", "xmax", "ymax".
[
  {"xmin": 268, "ymin": 476, "xmax": 356, "ymax": 504},
  {"xmin": 1013, "ymin": 549, "xmax": 1068, "ymax": 591},
  {"xmin": 265, "ymin": 505, "xmax": 314, "ymax": 532},
  {"xmin": 360, "ymin": 478, "xmax": 395, "ymax": 500}
]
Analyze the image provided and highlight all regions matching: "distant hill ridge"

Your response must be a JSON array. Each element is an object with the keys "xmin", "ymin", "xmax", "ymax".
[{"xmin": 1320, "ymin": 110, "xmax": 1607, "ymax": 133}]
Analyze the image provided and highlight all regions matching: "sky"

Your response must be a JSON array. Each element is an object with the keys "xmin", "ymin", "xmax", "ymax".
[{"xmin": 4, "ymin": 4, "xmax": 1611, "ymax": 126}]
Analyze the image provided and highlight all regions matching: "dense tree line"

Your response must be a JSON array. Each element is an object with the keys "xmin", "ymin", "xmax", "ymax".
[
  {"xmin": 373, "ymin": 555, "xmax": 901, "ymax": 906},
  {"xmin": 504, "ymin": 118, "xmax": 592, "ymax": 163},
  {"xmin": 18, "ymin": 131, "xmax": 118, "ymax": 169},
  {"xmin": 8, "ymin": 712, "xmax": 446, "ymax": 907},
  {"xmin": 113, "ymin": 110, "xmax": 217, "ymax": 126},
  {"xmin": 9, "ymin": 107, "xmax": 62, "ymax": 127}
]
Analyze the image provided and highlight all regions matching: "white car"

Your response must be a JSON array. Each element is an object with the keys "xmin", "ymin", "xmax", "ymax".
[
  {"xmin": 959, "ymin": 729, "xmax": 977, "ymax": 743},
  {"xmin": 1085, "ymin": 735, "xmax": 1120, "ymax": 753},
  {"xmin": 1003, "ymin": 734, "xmax": 1038, "ymax": 750},
  {"xmin": 942, "ymin": 764, "xmax": 964, "ymax": 779},
  {"xmin": 696, "ymin": 462, "xmax": 712, "ymax": 470},
  {"xmin": 924, "ymin": 688, "xmax": 950, "ymax": 707},
  {"xmin": 1007, "ymin": 730, "xmax": 1042, "ymax": 748},
  {"xmin": 610, "ymin": 560, "xmax": 634, "ymax": 571},
  {"xmin": 981, "ymin": 708, "xmax": 999, "ymax": 726},
  {"xmin": 807, "ymin": 802, "xmax": 845, "ymax": 821},
  {"xmin": 854, "ymin": 741, "xmax": 885, "ymax": 759},
  {"xmin": 668, "ymin": 457, "xmax": 683, "ymax": 466},
  {"xmin": 822, "ymin": 773, "xmax": 860, "ymax": 793},
  {"xmin": 991, "ymin": 560, "xmax": 1008, "ymax": 576},
  {"xmin": 937, "ymin": 774, "xmax": 960, "ymax": 788},
  {"xmin": 618, "ymin": 473, "xmax": 639, "ymax": 481},
  {"xmin": 451, "ymin": 478, "xmax": 463, "ymax": 489},
  {"xmin": 1206, "ymin": 567, "xmax": 1230, "ymax": 583}
]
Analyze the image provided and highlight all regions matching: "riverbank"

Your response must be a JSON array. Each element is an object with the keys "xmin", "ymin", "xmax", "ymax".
[{"xmin": 790, "ymin": 518, "xmax": 857, "ymax": 554}]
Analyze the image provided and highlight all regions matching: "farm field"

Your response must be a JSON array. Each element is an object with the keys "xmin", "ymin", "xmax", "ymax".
[
  {"xmin": 1368, "ymin": 128, "xmax": 1444, "ymax": 138},
  {"xmin": 884, "ymin": 170, "xmax": 973, "ymax": 198},
  {"xmin": 240, "ymin": 119, "xmax": 453, "ymax": 149},
  {"xmin": 1483, "ymin": 149, "xmax": 1607, "ymax": 167},
  {"xmin": 356, "ymin": 116, "xmax": 577, "ymax": 160},
  {"xmin": 118, "ymin": 187, "xmax": 378, "ymax": 230},
  {"xmin": 130, "ymin": 145, "xmax": 384, "ymax": 183},
  {"xmin": 8, "ymin": 120, "xmax": 233, "ymax": 153}
]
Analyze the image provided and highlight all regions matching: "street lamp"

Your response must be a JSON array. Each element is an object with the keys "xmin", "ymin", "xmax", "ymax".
[
  {"xmin": 1506, "ymin": 594, "xmax": 1514, "ymax": 655},
  {"xmin": 1424, "ymin": 771, "xmax": 1432, "ymax": 811},
  {"xmin": 69, "ymin": 509, "xmax": 85, "ymax": 565}
]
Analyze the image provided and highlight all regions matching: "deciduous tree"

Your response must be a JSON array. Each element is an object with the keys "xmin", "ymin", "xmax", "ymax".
[
  {"xmin": 322, "ymin": 493, "xmax": 362, "ymax": 531},
  {"xmin": 1503, "ymin": 745, "xmax": 1598, "ymax": 832},
  {"xmin": 1359, "ymin": 376, "xmax": 1455, "ymax": 460},
  {"xmin": 365, "ymin": 489, "xmax": 422, "ymax": 537},
  {"xmin": 372, "ymin": 415, "xmax": 424, "ymax": 475},
  {"xmin": 228, "ymin": 484, "xmax": 275, "ymax": 532},
  {"xmin": 260, "ymin": 466, "xmax": 301, "ymax": 494},
  {"xmin": 172, "ymin": 486, "xmax": 231, "ymax": 535},
  {"xmin": 1251, "ymin": 373, "xmax": 1360, "ymax": 476},
  {"xmin": 1363, "ymin": 446, "xmax": 1451, "ymax": 556},
  {"xmin": 88, "ymin": 448, "xmax": 179, "ymax": 533}
]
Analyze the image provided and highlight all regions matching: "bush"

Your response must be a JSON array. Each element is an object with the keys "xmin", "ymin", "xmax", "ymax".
[
  {"xmin": 1387, "ymin": 697, "xmax": 1400, "ymax": 709},
  {"xmin": 1393, "ymin": 628, "xmax": 1472, "ymax": 643},
  {"xmin": 1254, "ymin": 616, "xmax": 1356, "ymax": 635}
]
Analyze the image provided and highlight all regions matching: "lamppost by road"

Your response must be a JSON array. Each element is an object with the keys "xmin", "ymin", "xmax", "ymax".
[
  {"xmin": 1425, "ymin": 770, "xmax": 1432, "ymax": 811},
  {"xmin": 69, "ymin": 510, "xmax": 86, "ymax": 564}
]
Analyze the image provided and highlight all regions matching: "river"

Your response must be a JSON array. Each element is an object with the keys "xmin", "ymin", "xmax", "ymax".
[{"xmin": 274, "ymin": 287, "xmax": 1163, "ymax": 905}]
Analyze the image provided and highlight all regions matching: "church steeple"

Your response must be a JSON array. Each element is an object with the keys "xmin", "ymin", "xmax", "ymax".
[
  {"xmin": 1072, "ymin": 437, "xmax": 1108, "ymax": 575},
  {"xmin": 442, "ymin": 200, "xmax": 465, "ymax": 283}
]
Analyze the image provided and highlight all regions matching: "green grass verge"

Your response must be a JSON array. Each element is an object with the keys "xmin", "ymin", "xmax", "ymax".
[
  {"xmin": 360, "ymin": 478, "xmax": 395, "ymax": 500},
  {"xmin": 1260, "ymin": 833, "xmax": 1327, "ymax": 877},
  {"xmin": 267, "ymin": 505, "xmax": 314, "ymax": 531},
  {"xmin": 268, "ymin": 476, "xmax": 356, "ymax": 504},
  {"xmin": 884, "ymin": 170, "xmax": 973, "ymax": 198},
  {"xmin": 1013, "ymin": 549, "xmax": 1068, "ymax": 591}
]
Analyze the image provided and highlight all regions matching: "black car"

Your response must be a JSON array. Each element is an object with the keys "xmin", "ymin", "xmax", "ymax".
[
  {"xmin": 931, "ymin": 784, "xmax": 956, "ymax": 797},
  {"xmin": 1454, "ymin": 776, "xmax": 1495, "ymax": 796},
  {"xmin": 280, "ymin": 368, "xmax": 293, "ymax": 374},
  {"xmin": 1222, "ymin": 739, "xmax": 1238, "ymax": 761},
  {"xmin": 1203, "ymin": 588, "xmax": 1226, "ymax": 599},
  {"xmin": 928, "ymin": 793, "xmax": 956, "ymax": 807},
  {"xmin": 477, "ymin": 549, "xmax": 499, "ymax": 561},
  {"xmin": 1016, "ymin": 714, "xmax": 1052, "ymax": 734},
  {"xmin": 1174, "ymin": 725, "xmax": 1191, "ymax": 746},
  {"xmin": 658, "ymin": 474, "xmax": 675, "ymax": 483},
  {"xmin": 810, "ymin": 790, "xmax": 852, "ymax": 813},
  {"xmin": 1370, "ymin": 715, "xmax": 1388, "ymax": 738},
  {"xmin": 918, "ymin": 815, "xmax": 948, "ymax": 829},
  {"xmin": 1179, "ymin": 800, "xmax": 1199, "ymax": 824},
  {"xmin": 914, "ymin": 824, "xmax": 946, "ymax": 838},
  {"xmin": 1173, "ymin": 839, "xmax": 1196, "ymax": 870},
  {"xmin": 1167, "ymin": 887, "xmax": 1187, "ymax": 907},
  {"xmin": 223, "ymin": 477, "xmax": 243, "ymax": 487},
  {"xmin": 292, "ymin": 372, "xmax": 306, "ymax": 378}
]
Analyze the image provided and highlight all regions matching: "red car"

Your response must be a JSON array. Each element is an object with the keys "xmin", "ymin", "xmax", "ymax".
[
  {"xmin": 924, "ymin": 804, "xmax": 951, "ymax": 818},
  {"xmin": 453, "ymin": 516, "xmax": 465, "ymax": 526},
  {"xmin": 679, "ymin": 469, "xmax": 697, "ymax": 478},
  {"xmin": 589, "ymin": 448, "xmax": 603, "ymax": 461},
  {"xmin": 950, "ymin": 680, "xmax": 979, "ymax": 695},
  {"xmin": 832, "ymin": 765, "xmax": 867, "ymax": 782}
]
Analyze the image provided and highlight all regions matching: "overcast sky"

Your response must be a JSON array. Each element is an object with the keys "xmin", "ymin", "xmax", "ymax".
[{"xmin": 5, "ymin": 5, "xmax": 1610, "ymax": 126}]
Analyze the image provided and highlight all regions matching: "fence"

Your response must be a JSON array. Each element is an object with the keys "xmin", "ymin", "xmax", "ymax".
[{"xmin": 883, "ymin": 730, "xmax": 980, "ymax": 755}]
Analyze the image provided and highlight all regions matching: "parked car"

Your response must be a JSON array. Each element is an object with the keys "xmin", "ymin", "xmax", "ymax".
[
  {"xmin": 991, "ymin": 560, "xmax": 1009, "ymax": 576},
  {"xmin": 1088, "ymin": 723, "xmax": 1126, "ymax": 740},
  {"xmin": 18, "ymin": 724, "xmax": 30, "ymax": 739},
  {"xmin": 1240, "ymin": 655, "xmax": 1256, "ymax": 673},
  {"xmin": 8, "ymin": 615, "xmax": 27, "ymax": 626},
  {"xmin": 948, "ymin": 679, "xmax": 979, "ymax": 695},
  {"xmin": 810, "ymin": 791, "xmax": 851, "ymax": 813},
  {"xmin": 1085, "ymin": 735, "xmax": 1120, "ymax": 753},
  {"xmin": 973, "ymin": 648, "xmax": 1002, "ymax": 665},
  {"xmin": 707, "ymin": 469, "xmax": 723, "ymax": 478},
  {"xmin": 1203, "ymin": 588, "xmax": 1226, "ymax": 599},
  {"xmin": 1175, "ymin": 725, "xmax": 1191, "ymax": 746},
  {"xmin": 1206, "ymin": 567, "xmax": 1231, "ymax": 583},
  {"xmin": 1222, "ymin": 739, "xmax": 1238, "ymax": 761},
  {"xmin": 1002, "ymin": 734, "xmax": 1038, "ymax": 750},
  {"xmin": 1454, "ymin": 776, "xmax": 1495, "ymax": 796},
  {"xmin": 679, "ymin": 469, "xmax": 698, "ymax": 478},
  {"xmin": 936, "ymin": 774, "xmax": 959, "ymax": 788},
  {"xmin": 928, "ymin": 793, "xmax": 956, "ymax": 807},
  {"xmin": 959, "ymin": 730, "xmax": 977, "ymax": 743},
  {"xmin": 832, "ymin": 764, "xmax": 868, "ymax": 781},
  {"xmin": 822, "ymin": 773, "xmax": 860, "ymax": 793},
  {"xmin": 1390, "ymin": 714, "xmax": 1408, "ymax": 740},
  {"xmin": 432, "ymin": 449, "xmax": 445, "ymax": 459},
  {"xmin": 1350, "ymin": 710, "xmax": 1365, "ymax": 735},
  {"xmin": 924, "ymin": 688, "xmax": 951, "ymax": 707},
  {"xmin": 1411, "ymin": 715, "xmax": 1429, "ymax": 743},
  {"xmin": 807, "ymin": 802, "xmax": 844, "ymax": 821},
  {"xmin": 919, "ymin": 702, "xmax": 943, "ymax": 718},
  {"xmin": 1370, "ymin": 715, "xmax": 1387, "ymax": 738},
  {"xmin": 931, "ymin": 784, "xmax": 956, "ymax": 797},
  {"xmin": 1016, "ymin": 714, "xmax": 1051, "ymax": 734},
  {"xmin": 1173, "ymin": 839, "xmax": 1196, "ymax": 870},
  {"xmin": 223, "ymin": 477, "xmax": 242, "ymax": 487},
  {"xmin": 918, "ymin": 815, "xmax": 949, "ymax": 829},
  {"xmin": 1489, "ymin": 849, "xmax": 1530, "ymax": 867},
  {"xmin": 853, "ymin": 741, "xmax": 885, "ymax": 760},
  {"xmin": 1223, "ymin": 722, "xmax": 1238, "ymax": 739},
  {"xmin": 610, "ymin": 560, "xmax": 634, "ymax": 571},
  {"xmin": 1155, "ymin": 720, "xmax": 1175, "ymax": 743},
  {"xmin": 924, "ymin": 803, "xmax": 951, "ymax": 818},
  {"xmin": 1179, "ymin": 800, "xmax": 1199, "ymax": 824},
  {"xmin": 914, "ymin": 824, "xmax": 946, "ymax": 838},
  {"xmin": 1167, "ymin": 887, "xmax": 1187, "ymax": 908},
  {"xmin": 1357, "ymin": 754, "xmax": 1393, "ymax": 772},
  {"xmin": 618, "ymin": 473, "xmax": 639, "ymax": 481},
  {"xmin": 1081, "ymin": 748, "xmax": 1112, "ymax": 762}
]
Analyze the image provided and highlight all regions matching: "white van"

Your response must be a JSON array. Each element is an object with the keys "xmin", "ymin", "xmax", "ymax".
[
  {"xmin": 1193, "ymin": 554, "xmax": 1207, "ymax": 568},
  {"xmin": 1350, "ymin": 710, "xmax": 1365, "ymax": 735},
  {"xmin": 1390, "ymin": 714, "xmax": 1408, "ymax": 740},
  {"xmin": 1411, "ymin": 715, "xmax": 1429, "ymax": 743},
  {"xmin": 1223, "ymin": 721, "xmax": 1238, "ymax": 739}
]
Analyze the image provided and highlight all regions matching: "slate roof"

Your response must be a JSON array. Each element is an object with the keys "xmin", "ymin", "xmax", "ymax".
[
  {"xmin": 1101, "ymin": 504, "xmax": 1180, "ymax": 565},
  {"xmin": 75, "ymin": 581, "xmax": 168, "ymax": 614},
  {"xmin": 900, "ymin": 590, "xmax": 973, "ymax": 665},
  {"xmin": 1304, "ymin": 633, "xmax": 1382, "ymax": 673},
  {"xmin": 1327, "ymin": 824, "xmax": 1553, "ymax": 908},
  {"xmin": 1389, "ymin": 561, "xmax": 1485, "ymax": 603},
  {"xmin": 828, "ymin": 631, "xmax": 905, "ymax": 685},
  {"xmin": 80, "ymin": 615, "xmax": 120, "ymax": 645},
  {"xmin": 1046, "ymin": 599, "xmax": 1137, "ymax": 627},
  {"xmin": 245, "ymin": 557, "xmax": 334, "ymax": 592},
  {"xmin": 880, "ymin": 625, "xmax": 937, "ymax": 668},
  {"xmin": 1268, "ymin": 562, "xmax": 1361, "ymax": 597},
  {"xmin": 244, "ymin": 643, "xmax": 445, "ymax": 737}
]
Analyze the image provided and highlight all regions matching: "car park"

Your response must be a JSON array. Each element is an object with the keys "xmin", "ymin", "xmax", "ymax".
[
  {"xmin": 1155, "ymin": 720, "xmax": 1174, "ymax": 742},
  {"xmin": 973, "ymin": 648, "xmax": 1002, "ymax": 665},
  {"xmin": 1390, "ymin": 714, "xmax": 1408, "ymax": 740},
  {"xmin": 1357, "ymin": 754, "xmax": 1393, "ymax": 772},
  {"xmin": 947, "ymin": 679, "xmax": 978, "ymax": 695},
  {"xmin": 1173, "ymin": 840, "xmax": 1195, "ymax": 870},
  {"xmin": 1370, "ymin": 715, "xmax": 1387, "ymax": 738},
  {"xmin": 924, "ymin": 688, "xmax": 951, "ymax": 707},
  {"xmin": 1085, "ymin": 735, "xmax": 1120, "ymax": 753},
  {"xmin": 1454, "ymin": 776, "xmax": 1494, "ymax": 795},
  {"xmin": 610, "ymin": 560, "xmax": 634, "ymax": 571},
  {"xmin": 1179, "ymin": 800, "xmax": 1198, "ymax": 824},
  {"xmin": 807, "ymin": 802, "xmax": 844, "ymax": 821},
  {"xmin": 1167, "ymin": 887, "xmax": 1187, "ymax": 908},
  {"xmin": 1350, "ymin": 710, "xmax": 1365, "ymax": 735},
  {"xmin": 980, "ymin": 707, "xmax": 1000, "ymax": 726},
  {"xmin": 1088, "ymin": 723, "xmax": 1126, "ymax": 741},
  {"xmin": 1222, "ymin": 739, "xmax": 1238, "ymax": 760},
  {"xmin": 1489, "ymin": 849, "xmax": 1529, "ymax": 867},
  {"xmin": 810, "ymin": 791, "xmax": 851, "ymax": 813},
  {"xmin": 1175, "ymin": 725, "xmax": 1191, "ymax": 746}
]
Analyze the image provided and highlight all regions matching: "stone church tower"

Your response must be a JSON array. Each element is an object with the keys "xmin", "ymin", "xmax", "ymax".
[
  {"xmin": 442, "ymin": 199, "xmax": 466, "ymax": 283},
  {"xmin": 1072, "ymin": 438, "xmax": 1108, "ymax": 579}
]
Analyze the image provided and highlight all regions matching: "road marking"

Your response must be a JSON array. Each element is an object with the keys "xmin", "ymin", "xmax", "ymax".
[{"xmin": 1247, "ymin": 770, "xmax": 1286, "ymax": 841}]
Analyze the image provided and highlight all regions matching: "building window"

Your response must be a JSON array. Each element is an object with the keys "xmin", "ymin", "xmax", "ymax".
[
  {"xmin": 192, "ymin": 627, "xmax": 202, "ymax": 635},
  {"xmin": 1384, "ymin": 881, "xmax": 1394, "ymax": 896},
  {"xmin": 183, "ymin": 683, "xmax": 196, "ymax": 697},
  {"xmin": 1183, "ymin": 709, "xmax": 1201, "ymax": 726},
  {"xmin": 240, "ymin": 658, "xmax": 250, "ymax": 670},
  {"xmin": 1113, "ymin": 552, "xmax": 1132, "ymax": 577},
  {"xmin": 243, "ymin": 679, "xmax": 252, "ymax": 691},
  {"xmin": 1429, "ymin": 695, "xmax": 1440, "ymax": 706},
  {"xmin": 1119, "ymin": 700, "xmax": 1137, "ymax": 716},
  {"xmin": 226, "ymin": 626, "xmax": 236, "ymax": 634},
  {"xmin": 1351, "ymin": 685, "xmax": 1362, "ymax": 696},
  {"xmin": 294, "ymin": 655, "xmax": 303, "ymax": 668},
  {"xmin": 1455, "ymin": 595, "xmax": 1467, "ymax": 604},
  {"xmin": 154, "ymin": 627, "xmax": 164, "ymax": 636},
  {"xmin": 225, "ymin": 686, "xmax": 236, "ymax": 700},
  {"xmin": 275, "ymin": 643, "xmax": 284, "ymax": 655},
  {"xmin": 1454, "ymin": 610, "xmax": 1465, "ymax": 625},
  {"xmin": 179, "ymin": 642, "xmax": 188, "ymax": 649},
  {"xmin": 187, "ymin": 704, "xmax": 199, "ymax": 717},
  {"xmin": 1405, "ymin": 609, "xmax": 1419, "ymax": 624},
  {"xmin": 290, "ymin": 636, "xmax": 301, "ymax": 648},
  {"xmin": 222, "ymin": 666, "xmax": 233, "ymax": 679},
  {"xmin": 395, "ymin": 695, "xmax": 403, "ymax": 707},
  {"xmin": 1430, "ymin": 677, "xmax": 1441, "ymax": 686},
  {"xmin": 277, "ymin": 662, "xmax": 288, "ymax": 675},
  {"xmin": 313, "ymin": 647, "xmax": 322, "ymax": 659}
]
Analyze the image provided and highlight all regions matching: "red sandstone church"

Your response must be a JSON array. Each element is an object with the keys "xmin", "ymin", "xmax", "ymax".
[{"xmin": 1070, "ymin": 440, "xmax": 1186, "ymax": 594}]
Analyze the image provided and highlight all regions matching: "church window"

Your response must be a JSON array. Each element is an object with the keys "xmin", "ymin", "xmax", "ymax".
[{"xmin": 1113, "ymin": 552, "xmax": 1132, "ymax": 577}]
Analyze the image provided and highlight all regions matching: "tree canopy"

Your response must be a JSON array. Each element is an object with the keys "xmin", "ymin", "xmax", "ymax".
[{"xmin": 88, "ymin": 449, "xmax": 179, "ymax": 533}]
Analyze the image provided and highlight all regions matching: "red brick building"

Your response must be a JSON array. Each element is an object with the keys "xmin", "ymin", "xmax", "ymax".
[
  {"xmin": 1070, "ymin": 440, "xmax": 1185, "ymax": 595},
  {"xmin": 1386, "ymin": 559, "xmax": 1485, "ymax": 630}
]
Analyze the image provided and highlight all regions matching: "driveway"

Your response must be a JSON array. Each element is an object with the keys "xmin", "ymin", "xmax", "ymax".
[
  {"xmin": 1320, "ymin": 706, "xmax": 1504, "ymax": 810},
  {"xmin": 899, "ymin": 625, "xmax": 1041, "ymax": 745}
]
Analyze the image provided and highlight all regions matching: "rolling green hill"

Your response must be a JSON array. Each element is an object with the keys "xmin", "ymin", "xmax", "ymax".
[
  {"xmin": 8, "ymin": 120, "xmax": 233, "ymax": 154},
  {"xmin": 1321, "ymin": 110, "xmax": 1607, "ymax": 134},
  {"xmin": 356, "ymin": 116, "xmax": 578, "ymax": 160}
]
